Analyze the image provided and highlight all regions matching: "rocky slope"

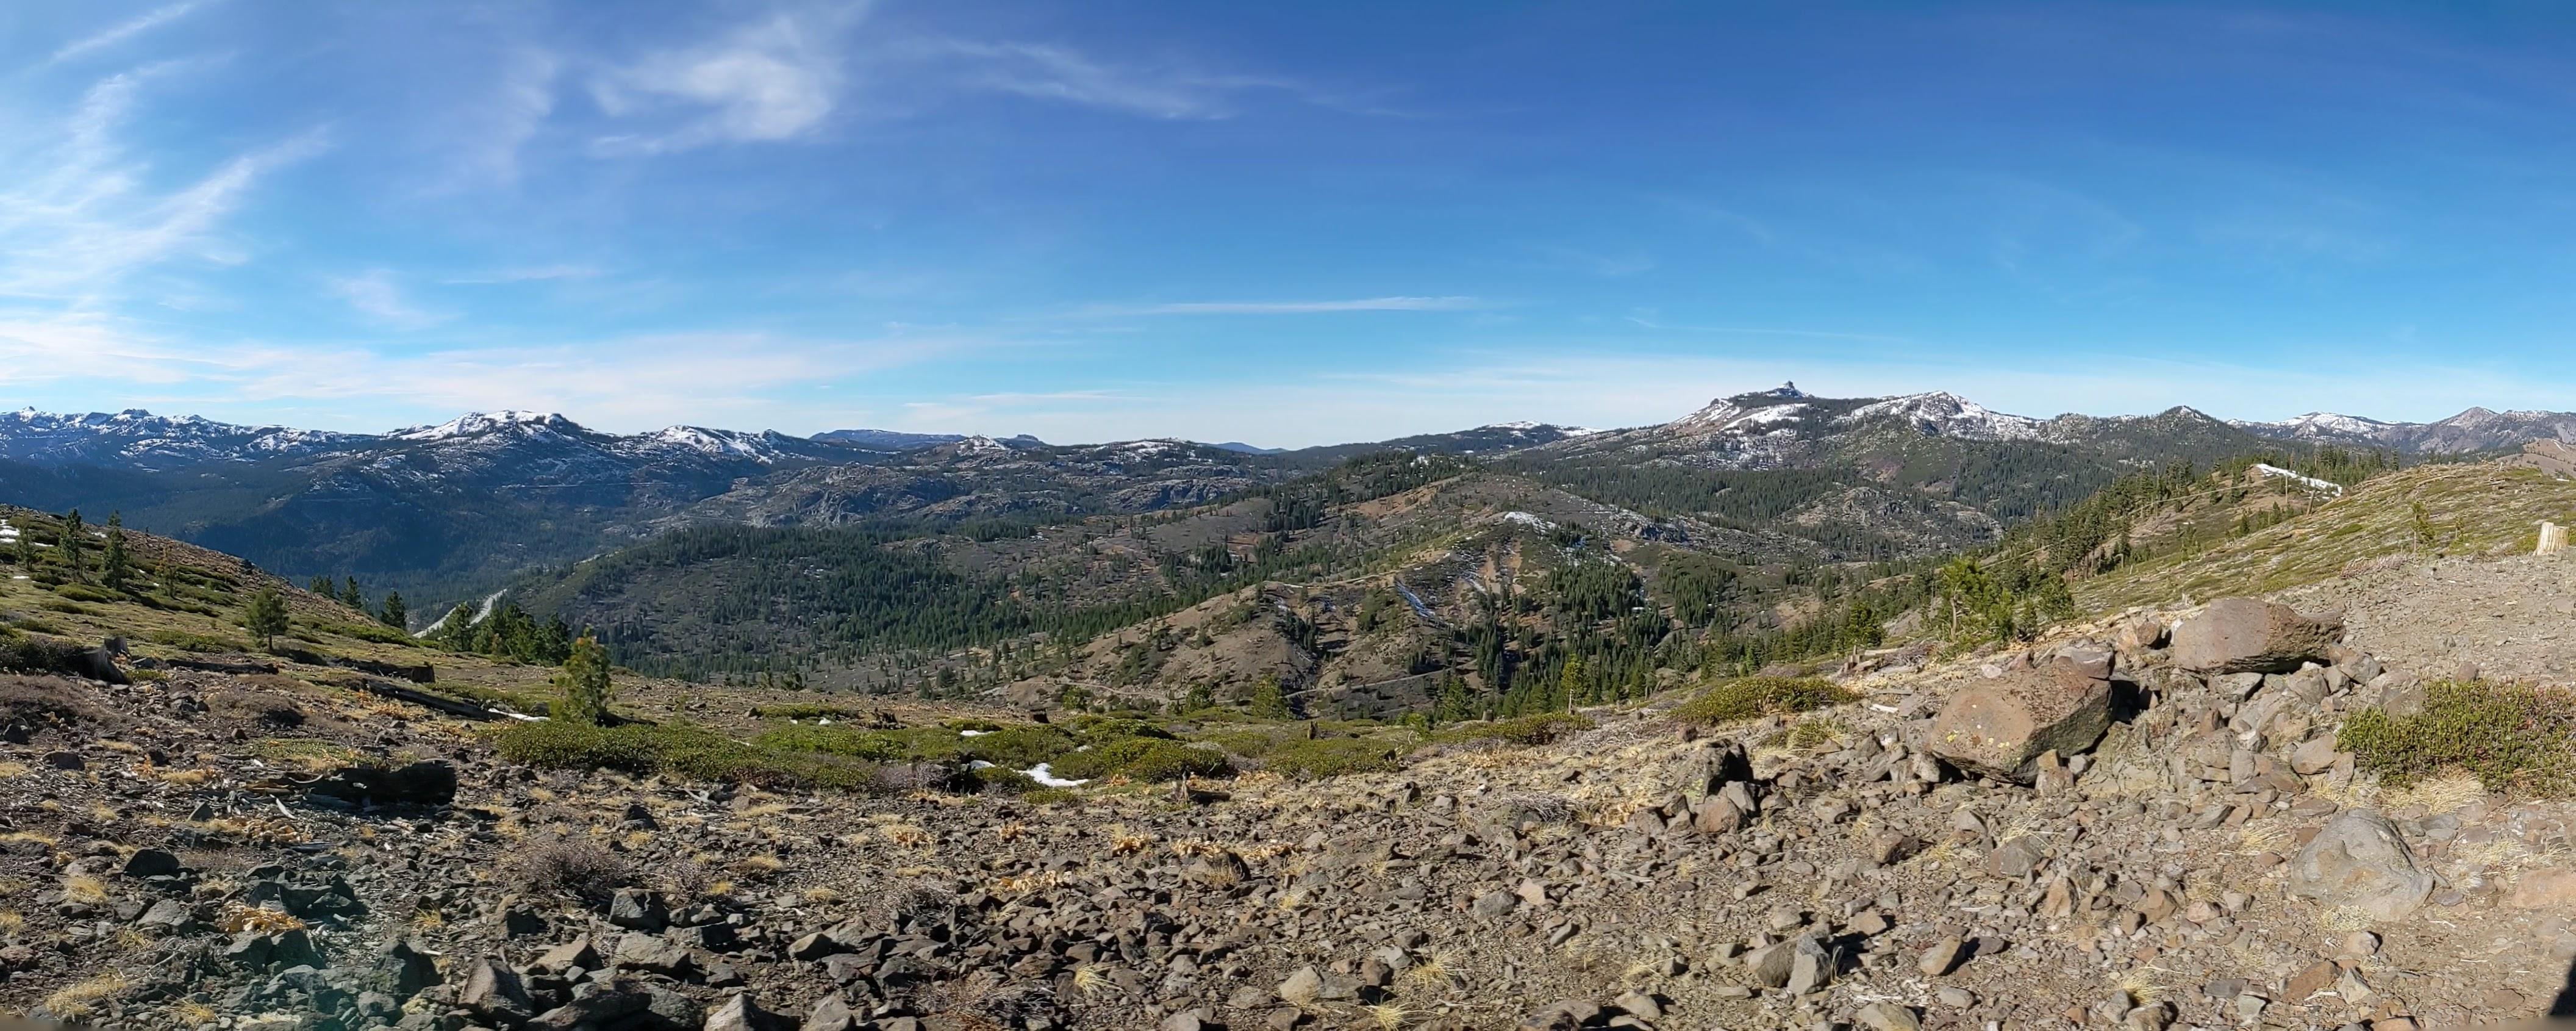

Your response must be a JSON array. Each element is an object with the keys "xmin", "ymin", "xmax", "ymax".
[{"xmin": 9, "ymin": 483, "xmax": 2576, "ymax": 1029}]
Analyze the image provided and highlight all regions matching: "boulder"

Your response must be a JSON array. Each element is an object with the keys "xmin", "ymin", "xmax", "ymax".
[
  {"xmin": 2288, "ymin": 810, "xmax": 2433, "ymax": 922},
  {"xmin": 2172, "ymin": 598, "xmax": 2343, "ymax": 674},
  {"xmin": 1927, "ymin": 656, "xmax": 2113, "ymax": 782},
  {"xmin": 307, "ymin": 760, "xmax": 458, "ymax": 807},
  {"xmin": 703, "ymin": 994, "xmax": 787, "ymax": 1031},
  {"xmin": 459, "ymin": 957, "xmax": 535, "ymax": 1024}
]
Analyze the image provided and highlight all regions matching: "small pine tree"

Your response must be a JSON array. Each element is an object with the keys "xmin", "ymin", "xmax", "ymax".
[
  {"xmin": 378, "ymin": 591, "xmax": 407, "ymax": 630},
  {"xmin": 60, "ymin": 509, "xmax": 85, "ymax": 579},
  {"xmin": 554, "ymin": 633, "xmax": 614, "ymax": 725},
  {"xmin": 343, "ymin": 577, "xmax": 362, "ymax": 611},
  {"xmin": 243, "ymin": 587, "xmax": 290, "ymax": 650},
  {"xmin": 101, "ymin": 512, "xmax": 131, "ymax": 592},
  {"xmin": 1248, "ymin": 672, "xmax": 1290, "ymax": 719},
  {"xmin": 310, "ymin": 576, "xmax": 336, "ymax": 600}
]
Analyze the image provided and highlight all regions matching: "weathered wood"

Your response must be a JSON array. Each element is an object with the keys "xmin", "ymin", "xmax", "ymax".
[{"xmin": 351, "ymin": 678, "xmax": 499, "ymax": 721}]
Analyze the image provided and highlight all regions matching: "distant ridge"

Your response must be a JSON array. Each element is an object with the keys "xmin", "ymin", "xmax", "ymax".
[{"xmin": 811, "ymin": 428, "xmax": 1048, "ymax": 450}]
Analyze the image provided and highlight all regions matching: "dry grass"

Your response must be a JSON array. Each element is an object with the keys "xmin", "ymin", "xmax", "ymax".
[
  {"xmin": 155, "ymin": 767, "xmax": 212, "ymax": 786},
  {"xmin": 1365, "ymin": 1002, "xmax": 1412, "ymax": 1030},
  {"xmin": 63, "ymin": 872, "xmax": 109, "ymax": 904},
  {"xmin": 0, "ymin": 910, "xmax": 22, "ymax": 934},
  {"xmin": 217, "ymin": 903, "xmax": 307, "ymax": 933},
  {"xmin": 880, "ymin": 822, "xmax": 931, "ymax": 849},
  {"xmin": 1109, "ymin": 828, "xmax": 1153, "ymax": 855},
  {"xmin": 732, "ymin": 854, "xmax": 785, "ymax": 878},
  {"xmin": 45, "ymin": 971, "xmax": 129, "ymax": 1019},
  {"xmin": 0, "ymin": 761, "xmax": 27, "ymax": 778}
]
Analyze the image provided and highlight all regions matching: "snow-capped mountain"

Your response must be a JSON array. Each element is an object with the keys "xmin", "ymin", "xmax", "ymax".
[
  {"xmin": 810, "ymin": 428, "xmax": 1048, "ymax": 451},
  {"xmin": 1837, "ymin": 391, "xmax": 2040, "ymax": 441},
  {"xmin": 2234, "ymin": 407, "xmax": 2576, "ymax": 454},
  {"xmin": 390, "ymin": 410, "xmax": 583, "ymax": 442},
  {"xmin": 0, "ymin": 409, "xmax": 371, "ymax": 468}
]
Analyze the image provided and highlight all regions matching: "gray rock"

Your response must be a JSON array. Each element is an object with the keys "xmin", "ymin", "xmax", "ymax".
[
  {"xmin": 1472, "ymin": 889, "xmax": 1519, "ymax": 920},
  {"xmin": 1745, "ymin": 940, "xmax": 1796, "ymax": 988},
  {"xmin": 703, "ymin": 994, "xmax": 785, "ymax": 1031},
  {"xmin": 459, "ymin": 957, "xmax": 535, "ymax": 1023},
  {"xmin": 804, "ymin": 994, "xmax": 859, "ymax": 1031},
  {"xmin": 531, "ymin": 938, "xmax": 601, "ymax": 975},
  {"xmin": 2289, "ymin": 810, "xmax": 2433, "ymax": 922},
  {"xmin": 1784, "ymin": 936, "xmax": 1833, "ymax": 995},
  {"xmin": 609, "ymin": 888, "xmax": 669, "ymax": 931},
  {"xmin": 615, "ymin": 932, "xmax": 695, "ymax": 976},
  {"xmin": 1855, "ymin": 1001, "xmax": 1922, "ymax": 1030},
  {"xmin": 121, "ymin": 849, "xmax": 183, "ymax": 878},
  {"xmin": 1927, "ymin": 656, "xmax": 2113, "ymax": 781},
  {"xmin": 1920, "ymin": 936, "xmax": 1963, "ymax": 976},
  {"xmin": 2172, "ymin": 597, "xmax": 2344, "ymax": 674}
]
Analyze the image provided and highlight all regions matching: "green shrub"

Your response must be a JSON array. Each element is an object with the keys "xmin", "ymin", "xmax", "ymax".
[
  {"xmin": 316, "ymin": 620, "xmax": 417, "ymax": 646},
  {"xmin": 1195, "ymin": 727, "xmax": 1287, "ymax": 758},
  {"xmin": 2339, "ymin": 679, "xmax": 2576, "ymax": 796},
  {"xmin": 495, "ymin": 720, "xmax": 883, "ymax": 792},
  {"xmin": 1672, "ymin": 677, "xmax": 1853, "ymax": 725},
  {"xmin": 967, "ymin": 766, "xmax": 1040, "ymax": 794},
  {"xmin": 38, "ymin": 600, "xmax": 90, "ymax": 616},
  {"xmin": 1264, "ymin": 736, "xmax": 1404, "ymax": 780},
  {"xmin": 52, "ymin": 584, "xmax": 118, "ymax": 604},
  {"xmin": 1050, "ymin": 738, "xmax": 1231, "ymax": 783},
  {"xmin": 149, "ymin": 629, "xmax": 248, "ymax": 653},
  {"xmin": 754, "ymin": 722, "xmax": 1079, "ymax": 769},
  {"xmin": 1067, "ymin": 715, "xmax": 1176, "ymax": 744},
  {"xmin": 1436, "ymin": 713, "xmax": 1594, "ymax": 747},
  {"xmin": 750, "ymin": 702, "xmax": 871, "ymax": 721}
]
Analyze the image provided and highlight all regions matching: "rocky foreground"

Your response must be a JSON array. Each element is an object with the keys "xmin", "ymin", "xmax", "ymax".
[{"xmin": 5, "ymin": 581, "xmax": 2576, "ymax": 1030}]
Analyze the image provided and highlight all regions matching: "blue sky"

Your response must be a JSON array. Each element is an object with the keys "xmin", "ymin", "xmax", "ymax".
[{"xmin": 8, "ymin": 1, "xmax": 2576, "ymax": 446}]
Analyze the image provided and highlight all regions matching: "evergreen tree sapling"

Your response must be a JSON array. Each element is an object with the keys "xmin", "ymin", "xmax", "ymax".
[
  {"xmin": 243, "ymin": 587, "xmax": 290, "ymax": 650},
  {"xmin": 1249, "ymin": 672, "xmax": 1290, "ymax": 719},
  {"xmin": 101, "ymin": 512, "xmax": 131, "ymax": 592},
  {"xmin": 554, "ymin": 634, "xmax": 614, "ymax": 725},
  {"xmin": 379, "ymin": 591, "xmax": 407, "ymax": 630},
  {"xmin": 60, "ymin": 509, "xmax": 84, "ymax": 579}
]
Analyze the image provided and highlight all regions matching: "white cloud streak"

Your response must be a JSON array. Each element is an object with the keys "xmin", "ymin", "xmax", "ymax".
[
  {"xmin": 589, "ymin": 7, "xmax": 860, "ymax": 155},
  {"xmin": 326, "ymin": 270, "xmax": 446, "ymax": 329},
  {"xmin": 48, "ymin": 1, "xmax": 210, "ymax": 65},
  {"xmin": 1082, "ymin": 296, "xmax": 1485, "ymax": 316},
  {"xmin": 915, "ymin": 39, "xmax": 1302, "ymax": 120},
  {"xmin": 0, "ymin": 65, "xmax": 325, "ymax": 301}
]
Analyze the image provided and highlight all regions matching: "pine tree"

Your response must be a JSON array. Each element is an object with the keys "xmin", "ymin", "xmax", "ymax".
[
  {"xmin": 1248, "ymin": 672, "xmax": 1290, "ymax": 719},
  {"xmin": 554, "ymin": 634, "xmax": 614, "ymax": 725},
  {"xmin": 310, "ymin": 576, "xmax": 336, "ymax": 600},
  {"xmin": 343, "ymin": 577, "xmax": 362, "ymax": 611},
  {"xmin": 101, "ymin": 512, "xmax": 131, "ymax": 592},
  {"xmin": 60, "ymin": 509, "xmax": 85, "ymax": 580},
  {"xmin": 243, "ymin": 587, "xmax": 289, "ymax": 650},
  {"xmin": 379, "ymin": 591, "xmax": 407, "ymax": 629}
]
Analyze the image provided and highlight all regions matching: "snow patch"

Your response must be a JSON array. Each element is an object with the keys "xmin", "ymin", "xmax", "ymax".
[
  {"xmin": 1021, "ymin": 763, "xmax": 1087, "ymax": 788},
  {"xmin": 1841, "ymin": 392, "xmax": 2039, "ymax": 440},
  {"xmin": 2251, "ymin": 464, "xmax": 2344, "ymax": 497},
  {"xmin": 392, "ymin": 411, "xmax": 579, "ymax": 441}
]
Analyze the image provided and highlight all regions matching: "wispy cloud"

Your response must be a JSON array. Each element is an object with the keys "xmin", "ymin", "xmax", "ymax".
[
  {"xmin": 327, "ymin": 270, "xmax": 446, "ymax": 329},
  {"xmin": 911, "ymin": 38, "xmax": 1306, "ymax": 120},
  {"xmin": 460, "ymin": 48, "xmax": 559, "ymax": 184},
  {"xmin": 0, "ymin": 65, "xmax": 326, "ymax": 300},
  {"xmin": 48, "ymin": 1, "xmax": 211, "ymax": 65},
  {"xmin": 1081, "ymin": 296, "xmax": 1485, "ymax": 316},
  {"xmin": 443, "ymin": 264, "xmax": 603, "ymax": 286},
  {"xmin": 1622, "ymin": 315, "xmax": 1911, "ymax": 344},
  {"xmin": 590, "ymin": 5, "xmax": 862, "ymax": 155}
]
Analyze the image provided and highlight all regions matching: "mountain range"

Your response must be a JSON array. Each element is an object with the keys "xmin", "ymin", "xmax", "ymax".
[{"xmin": 0, "ymin": 387, "xmax": 2560, "ymax": 666}]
